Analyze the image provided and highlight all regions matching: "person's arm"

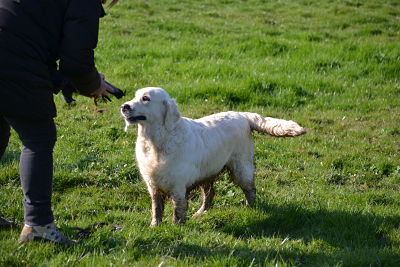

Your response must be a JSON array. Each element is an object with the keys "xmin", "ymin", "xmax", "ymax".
[{"xmin": 58, "ymin": 0, "xmax": 103, "ymax": 97}]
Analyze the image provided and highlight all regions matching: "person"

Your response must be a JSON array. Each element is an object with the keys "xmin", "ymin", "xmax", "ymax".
[{"xmin": 0, "ymin": 0, "xmax": 118, "ymax": 244}]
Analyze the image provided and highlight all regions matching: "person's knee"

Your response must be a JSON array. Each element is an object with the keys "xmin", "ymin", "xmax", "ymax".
[
  {"xmin": 22, "ymin": 137, "xmax": 56, "ymax": 152},
  {"xmin": 10, "ymin": 118, "xmax": 57, "ymax": 151}
]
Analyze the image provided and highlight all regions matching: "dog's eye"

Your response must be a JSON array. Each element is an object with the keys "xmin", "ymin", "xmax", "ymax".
[{"xmin": 142, "ymin": 95, "xmax": 151, "ymax": 102}]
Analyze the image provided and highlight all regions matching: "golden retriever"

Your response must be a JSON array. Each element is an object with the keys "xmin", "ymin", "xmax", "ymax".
[{"xmin": 121, "ymin": 87, "xmax": 305, "ymax": 226}]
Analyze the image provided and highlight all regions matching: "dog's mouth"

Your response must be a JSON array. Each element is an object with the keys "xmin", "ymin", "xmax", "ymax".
[
  {"xmin": 126, "ymin": 115, "xmax": 147, "ymax": 123},
  {"xmin": 121, "ymin": 104, "xmax": 146, "ymax": 123}
]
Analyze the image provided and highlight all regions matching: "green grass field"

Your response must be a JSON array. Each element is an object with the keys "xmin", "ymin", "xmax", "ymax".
[{"xmin": 1, "ymin": 0, "xmax": 399, "ymax": 266}]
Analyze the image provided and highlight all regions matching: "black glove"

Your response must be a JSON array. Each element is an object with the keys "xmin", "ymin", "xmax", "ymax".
[{"xmin": 51, "ymin": 70, "xmax": 125, "ymax": 103}]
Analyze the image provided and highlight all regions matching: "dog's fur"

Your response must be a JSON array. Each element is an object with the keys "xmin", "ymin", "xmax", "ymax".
[{"xmin": 121, "ymin": 87, "xmax": 306, "ymax": 226}]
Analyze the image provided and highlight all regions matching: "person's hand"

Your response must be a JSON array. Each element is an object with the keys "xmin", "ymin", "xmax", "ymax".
[{"xmin": 90, "ymin": 74, "xmax": 115, "ymax": 105}]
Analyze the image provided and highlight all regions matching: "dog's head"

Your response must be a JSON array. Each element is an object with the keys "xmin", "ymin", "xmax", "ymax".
[{"xmin": 121, "ymin": 87, "xmax": 181, "ymax": 131}]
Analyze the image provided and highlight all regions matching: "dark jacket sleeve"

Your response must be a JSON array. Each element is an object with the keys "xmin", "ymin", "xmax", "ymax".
[{"xmin": 58, "ymin": 0, "xmax": 104, "ymax": 96}]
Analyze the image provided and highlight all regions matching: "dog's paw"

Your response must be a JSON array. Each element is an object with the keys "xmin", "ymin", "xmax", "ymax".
[
  {"xmin": 150, "ymin": 220, "xmax": 161, "ymax": 227},
  {"xmin": 124, "ymin": 122, "xmax": 130, "ymax": 132}
]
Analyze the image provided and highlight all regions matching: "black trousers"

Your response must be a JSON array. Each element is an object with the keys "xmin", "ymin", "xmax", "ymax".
[{"xmin": 0, "ymin": 115, "xmax": 56, "ymax": 226}]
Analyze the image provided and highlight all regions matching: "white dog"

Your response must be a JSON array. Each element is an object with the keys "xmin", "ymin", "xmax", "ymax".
[{"xmin": 121, "ymin": 87, "xmax": 305, "ymax": 226}]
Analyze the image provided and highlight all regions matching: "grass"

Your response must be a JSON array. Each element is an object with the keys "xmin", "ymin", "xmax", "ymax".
[{"xmin": 1, "ymin": 0, "xmax": 399, "ymax": 266}]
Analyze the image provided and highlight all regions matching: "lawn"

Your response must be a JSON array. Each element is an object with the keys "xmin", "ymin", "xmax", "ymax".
[{"xmin": 1, "ymin": 0, "xmax": 399, "ymax": 266}]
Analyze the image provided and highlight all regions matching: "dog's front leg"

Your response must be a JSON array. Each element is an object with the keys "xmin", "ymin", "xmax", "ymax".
[
  {"xmin": 171, "ymin": 190, "xmax": 188, "ymax": 225},
  {"xmin": 150, "ymin": 190, "xmax": 165, "ymax": 227}
]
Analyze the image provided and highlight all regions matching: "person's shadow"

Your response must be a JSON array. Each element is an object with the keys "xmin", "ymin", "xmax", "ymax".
[
  {"xmin": 0, "ymin": 150, "xmax": 20, "ymax": 185},
  {"xmin": 0, "ymin": 150, "xmax": 19, "ymax": 166}
]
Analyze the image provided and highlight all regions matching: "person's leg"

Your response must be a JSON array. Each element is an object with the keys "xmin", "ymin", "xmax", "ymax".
[
  {"xmin": 0, "ymin": 115, "xmax": 11, "ymax": 159},
  {"xmin": 5, "ymin": 117, "xmax": 56, "ymax": 226},
  {"xmin": 6, "ymin": 117, "xmax": 73, "ymax": 244}
]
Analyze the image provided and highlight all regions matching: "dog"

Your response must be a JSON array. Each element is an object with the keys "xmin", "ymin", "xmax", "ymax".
[{"xmin": 121, "ymin": 87, "xmax": 306, "ymax": 226}]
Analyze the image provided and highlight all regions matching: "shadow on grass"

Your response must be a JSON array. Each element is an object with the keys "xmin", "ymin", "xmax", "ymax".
[
  {"xmin": 221, "ymin": 200, "xmax": 400, "ymax": 248},
  {"xmin": 57, "ymin": 201, "xmax": 399, "ymax": 265},
  {"xmin": 189, "ymin": 200, "xmax": 400, "ymax": 264},
  {"xmin": 0, "ymin": 150, "xmax": 20, "ymax": 185},
  {"xmin": 131, "ymin": 239, "xmax": 316, "ymax": 265},
  {"xmin": 52, "ymin": 173, "xmax": 97, "ymax": 192},
  {"xmin": 131, "ymin": 198, "xmax": 398, "ymax": 265},
  {"xmin": 0, "ymin": 150, "xmax": 19, "ymax": 166}
]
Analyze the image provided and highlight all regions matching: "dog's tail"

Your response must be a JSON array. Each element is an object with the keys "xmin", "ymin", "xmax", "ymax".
[{"xmin": 242, "ymin": 112, "xmax": 306, "ymax": 137}]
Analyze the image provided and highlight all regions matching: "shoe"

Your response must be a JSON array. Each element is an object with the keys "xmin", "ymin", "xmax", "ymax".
[{"xmin": 18, "ymin": 222, "xmax": 75, "ymax": 244}]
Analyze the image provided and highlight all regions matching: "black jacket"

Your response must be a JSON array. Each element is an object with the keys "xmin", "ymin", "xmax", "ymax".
[{"xmin": 0, "ymin": 0, "xmax": 104, "ymax": 120}]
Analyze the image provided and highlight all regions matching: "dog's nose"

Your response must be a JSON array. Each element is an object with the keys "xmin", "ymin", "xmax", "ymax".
[{"xmin": 121, "ymin": 104, "xmax": 131, "ymax": 112}]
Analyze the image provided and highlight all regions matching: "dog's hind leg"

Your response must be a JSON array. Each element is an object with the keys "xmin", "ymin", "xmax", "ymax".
[
  {"xmin": 171, "ymin": 190, "xmax": 188, "ymax": 225},
  {"xmin": 228, "ymin": 157, "xmax": 256, "ymax": 206},
  {"xmin": 150, "ymin": 189, "xmax": 166, "ymax": 227},
  {"xmin": 192, "ymin": 182, "xmax": 215, "ymax": 218}
]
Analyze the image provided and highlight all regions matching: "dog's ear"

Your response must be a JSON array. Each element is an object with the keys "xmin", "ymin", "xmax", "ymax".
[{"xmin": 163, "ymin": 99, "xmax": 181, "ymax": 131}]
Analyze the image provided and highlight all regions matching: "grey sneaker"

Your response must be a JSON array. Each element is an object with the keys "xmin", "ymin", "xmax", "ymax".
[{"xmin": 18, "ymin": 222, "xmax": 75, "ymax": 244}]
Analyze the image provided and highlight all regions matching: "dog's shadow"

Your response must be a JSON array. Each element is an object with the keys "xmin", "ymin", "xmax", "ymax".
[
  {"xmin": 218, "ymin": 200, "xmax": 399, "ymax": 246},
  {"xmin": 147, "ymin": 200, "xmax": 400, "ymax": 265}
]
